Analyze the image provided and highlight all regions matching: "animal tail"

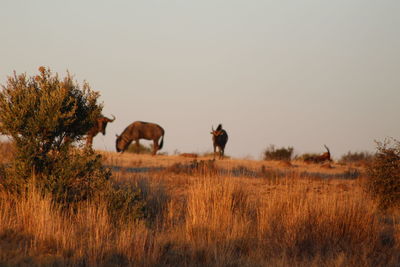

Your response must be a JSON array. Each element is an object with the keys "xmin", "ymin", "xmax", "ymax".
[{"xmin": 159, "ymin": 134, "xmax": 164, "ymax": 150}]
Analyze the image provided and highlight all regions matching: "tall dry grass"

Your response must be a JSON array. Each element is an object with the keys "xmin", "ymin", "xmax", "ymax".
[{"xmin": 1, "ymin": 168, "xmax": 400, "ymax": 266}]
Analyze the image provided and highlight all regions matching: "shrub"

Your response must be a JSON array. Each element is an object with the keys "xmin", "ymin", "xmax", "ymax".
[
  {"xmin": 126, "ymin": 143, "xmax": 153, "ymax": 154},
  {"xmin": 295, "ymin": 153, "xmax": 319, "ymax": 162},
  {"xmin": 166, "ymin": 160, "xmax": 220, "ymax": 176},
  {"xmin": 340, "ymin": 151, "xmax": 374, "ymax": 165},
  {"xmin": 0, "ymin": 67, "xmax": 109, "ymax": 203},
  {"xmin": 43, "ymin": 149, "xmax": 111, "ymax": 204},
  {"xmin": 202, "ymin": 151, "xmax": 230, "ymax": 159},
  {"xmin": 263, "ymin": 145, "xmax": 294, "ymax": 161},
  {"xmin": 105, "ymin": 181, "xmax": 147, "ymax": 224},
  {"xmin": 366, "ymin": 138, "xmax": 400, "ymax": 209}
]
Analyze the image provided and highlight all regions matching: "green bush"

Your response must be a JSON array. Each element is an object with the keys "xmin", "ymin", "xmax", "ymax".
[
  {"xmin": 263, "ymin": 145, "xmax": 294, "ymax": 161},
  {"xmin": 44, "ymin": 149, "xmax": 111, "ymax": 203},
  {"xmin": 105, "ymin": 181, "xmax": 147, "ymax": 224},
  {"xmin": 366, "ymin": 139, "xmax": 400, "ymax": 210},
  {"xmin": 0, "ymin": 67, "xmax": 109, "ymax": 203}
]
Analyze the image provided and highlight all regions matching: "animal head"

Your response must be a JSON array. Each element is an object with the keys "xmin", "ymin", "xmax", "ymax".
[
  {"xmin": 97, "ymin": 115, "xmax": 115, "ymax": 135},
  {"xmin": 115, "ymin": 133, "xmax": 132, "ymax": 153},
  {"xmin": 115, "ymin": 134, "xmax": 125, "ymax": 153},
  {"xmin": 210, "ymin": 124, "xmax": 224, "ymax": 139},
  {"xmin": 210, "ymin": 124, "xmax": 228, "ymax": 146}
]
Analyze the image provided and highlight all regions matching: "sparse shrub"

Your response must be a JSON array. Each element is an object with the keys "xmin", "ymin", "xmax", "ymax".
[
  {"xmin": 263, "ymin": 145, "xmax": 294, "ymax": 161},
  {"xmin": 296, "ymin": 153, "xmax": 319, "ymax": 162},
  {"xmin": 0, "ymin": 67, "xmax": 110, "ymax": 204},
  {"xmin": 166, "ymin": 160, "xmax": 220, "ymax": 176},
  {"xmin": 126, "ymin": 143, "xmax": 153, "ymax": 154},
  {"xmin": 366, "ymin": 138, "xmax": 400, "ymax": 209},
  {"xmin": 202, "ymin": 151, "xmax": 230, "ymax": 159},
  {"xmin": 105, "ymin": 181, "xmax": 147, "ymax": 224},
  {"xmin": 340, "ymin": 151, "xmax": 374, "ymax": 165},
  {"xmin": 231, "ymin": 165, "xmax": 257, "ymax": 177}
]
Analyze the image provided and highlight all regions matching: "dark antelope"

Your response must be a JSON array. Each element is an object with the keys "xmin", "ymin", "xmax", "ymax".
[
  {"xmin": 86, "ymin": 115, "xmax": 115, "ymax": 147},
  {"xmin": 210, "ymin": 124, "xmax": 228, "ymax": 159},
  {"xmin": 305, "ymin": 145, "xmax": 332, "ymax": 163},
  {"xmin": 116, "ymin": 121, "xmax": 164, "ymax": 155}
]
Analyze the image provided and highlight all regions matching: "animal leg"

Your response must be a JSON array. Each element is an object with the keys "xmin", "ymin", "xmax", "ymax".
[{"xmin": 152, "ymin": 140, "xmax": 158, "ymax": 155}]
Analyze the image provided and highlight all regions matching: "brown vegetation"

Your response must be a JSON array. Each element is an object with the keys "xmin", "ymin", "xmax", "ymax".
[
  {"xmin": 1, "ymin": 150, "xmax": 400, "ymax": 266},
  {"xmin": 263, "ymin": 145, "xmax": 294, "ymax": 161},
  {"xmin": 179, "ymin": 153, "xmax": 198, "ymax": 158}
]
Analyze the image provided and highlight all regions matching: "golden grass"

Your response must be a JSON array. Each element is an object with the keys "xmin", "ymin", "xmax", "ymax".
[
  {"xmin": 1, "ymin": 152, "xmax": 399, "ymax": 266},
  {"xmin": 100, "ymin": 150, "xmax": 361, "ymax": 176}
]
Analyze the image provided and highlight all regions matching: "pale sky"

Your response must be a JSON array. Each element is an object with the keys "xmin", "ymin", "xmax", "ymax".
[{"xmin": 1, "ymin": 1, "xmax": 399, "ymax": 159}]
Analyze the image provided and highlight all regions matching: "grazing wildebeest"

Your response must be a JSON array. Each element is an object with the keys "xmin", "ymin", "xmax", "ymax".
[
  {"xmin": 86, "ymin": 115, "xmax": 115, "ymax": 147},
  {"xmin": 210, "ymin": 124, "xmax": 228, "ymax": 159},
  {"xmin": 116, "ymin": 121, "xmax": 164, "ymax": 155},
  {"xmin": 304, "ymin": 145, "xmax": 332, "ymax": 163}
]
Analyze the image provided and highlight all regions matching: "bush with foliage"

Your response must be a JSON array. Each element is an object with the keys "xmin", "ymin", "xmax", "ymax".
[
  {"xmin": 105, "ymin": 181, "xmax": 147, "ymax": 224},
  {"xmin": 340, "ymin": 151, "xmax": 374, "ymax": 165},
  {"xmin": 263, "ymin": 145, "xmax": 294, "ymax": 161},
  {"xmin": 366, "ymin": 139, "xmax": 400, "ymax": 210},
  {"xmin": 126, "ymin": 143, "xmax": 153, "ymax": 154},
  {"xmin": 0, "ymin": 67, "xmax": 110, "ymax": 203},
  {"xmin": 295, "ymin": 153, "xmax": 319, "ymax": 162}
]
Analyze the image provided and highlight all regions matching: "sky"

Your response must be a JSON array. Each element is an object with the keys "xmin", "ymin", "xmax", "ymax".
[{"xmin": 1, "ymin": 1, "xmax": 399, "ymax": 159}]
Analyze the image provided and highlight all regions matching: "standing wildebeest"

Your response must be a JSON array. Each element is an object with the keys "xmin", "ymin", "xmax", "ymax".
[
  {"xmin": 304, "ymin": 145, "xmax": 332, "ymax": 163},
  {"xmin": 116, "ymin": 121, "xmax": 164, "ymax": 155},
  {"xmin": 86, "ymin": 115, "xmax": 115, "ymax": 147},
  {"xmin": 210, "ymin": 124, "xmax": 228, "ymax": 159}
]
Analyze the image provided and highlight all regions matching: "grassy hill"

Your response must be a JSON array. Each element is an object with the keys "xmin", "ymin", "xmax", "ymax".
[{"xmin": 0, "ymin": 151, "xmax": 399, "ymax": 266}]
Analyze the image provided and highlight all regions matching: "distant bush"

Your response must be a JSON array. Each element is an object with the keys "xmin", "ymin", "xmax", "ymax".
[
  {"xmin": 295, "ymin": 153, "xmax": 320, "ymax": 162},
  {"xmin": 263, "ymin": 145, "xmax": 294, "ymax": 161},
  {"xmin": 202, "ymin": 151, "xmax": 230, "ymax": 159},
  {"xmin": 0, "ymin": 67, "xmax": 110, "ymax": 204},
  {"xmin": 340, "ymin": 151, "xmax": 374, "ymax": 165},
  {"xmin": 126, "ymin": 143, "xmax": 153, "ymax": 154},
  {"xmin": 366, "ymin": 139, "xmax": 400, "ymax": 210},
  {"xmin": 166, "ymin": 160, "xmax": 220, "ymax": 176}
]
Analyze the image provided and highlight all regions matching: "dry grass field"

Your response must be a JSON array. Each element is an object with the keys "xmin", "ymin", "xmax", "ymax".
[{"xmin": 1, "ymin": 151, "xmax": 400, "ymax": 266}]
